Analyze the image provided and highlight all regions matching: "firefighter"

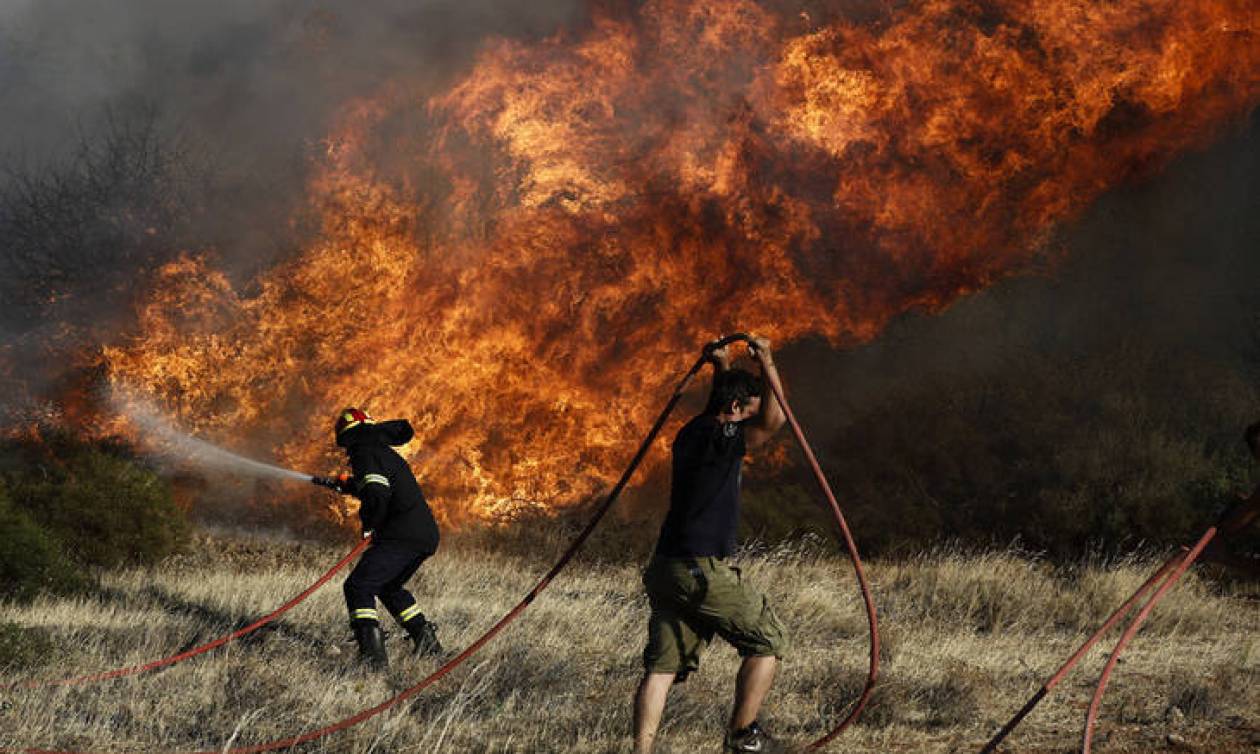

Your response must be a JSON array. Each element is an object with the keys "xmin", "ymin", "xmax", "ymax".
[
  {"xmin": 331, "ymin": 407, "xmax": 442, "ymax": 669},
  {"xmin": 633, "ymin": 336, "xmax": 790, "ymax": 754},
  {"xmin": 1201, "ymin": 420, "xmax": 1260, "ymax": 578}
]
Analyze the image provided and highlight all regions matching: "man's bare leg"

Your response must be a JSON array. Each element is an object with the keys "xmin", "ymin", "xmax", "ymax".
[
  {"xmin": 634, "ymin": 672, "xmax": 676, "ymax": 754},
  {"xmin": 730, "ymin": 655, "xmax": 778, "ymax": 731}
]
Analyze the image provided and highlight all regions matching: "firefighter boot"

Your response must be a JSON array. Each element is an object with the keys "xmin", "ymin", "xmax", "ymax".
[
  {"xmin": 401, "ymin": 613, "xmax": 443, "ymax": 656},
  {"xmin": 351, "ymin": 619, "xmax": 388, "ymax": 670}
]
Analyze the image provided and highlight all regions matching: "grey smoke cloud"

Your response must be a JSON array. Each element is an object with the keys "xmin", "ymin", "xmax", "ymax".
[
  {"xmin": 782, "ymin": 113, "xmax": 1260, "ymax": 439},
  {"xmin": 1, "ymin": 0, "xmax": 583, "ymax": 165}
]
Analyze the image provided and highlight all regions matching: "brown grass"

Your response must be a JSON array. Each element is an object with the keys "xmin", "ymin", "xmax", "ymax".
[{"xmin": 2, "ymin": 532, "xmax": 1258, "ymax": 753}]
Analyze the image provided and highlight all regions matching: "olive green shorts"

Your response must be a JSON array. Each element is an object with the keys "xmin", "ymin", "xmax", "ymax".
[{"xmin": 642, "ymin": 556, "xmax": 788, "ymax": 680}]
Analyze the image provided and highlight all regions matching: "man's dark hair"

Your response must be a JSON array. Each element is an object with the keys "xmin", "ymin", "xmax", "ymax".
[
  {"xmin": 704, "ymin": 368, "xmax": 763, "ymax": 416},
  {"xmin": 1246, "ymin": 421, "xmax": 1260, "ymax": 454}
]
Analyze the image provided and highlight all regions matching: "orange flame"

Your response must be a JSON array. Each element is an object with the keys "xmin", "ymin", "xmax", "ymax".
[{"xmin": 103, "ymin": 0, "xmax": 1260, "ymax": 525}]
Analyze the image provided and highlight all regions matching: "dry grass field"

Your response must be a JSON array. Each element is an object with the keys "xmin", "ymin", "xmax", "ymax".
[{"xmin": 2, "ymin": 530, "xmax": 1258, "ymax": 754}]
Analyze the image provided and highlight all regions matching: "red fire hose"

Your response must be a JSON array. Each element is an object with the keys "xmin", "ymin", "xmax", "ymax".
[
  {"xmin": 4, "ymin": 334, "xmax": 878, "ymax": 754},
  {"xmin": 753, "ymin": 340, "xmax": 880, "ymax": 746},
  {"xmin": 1080, "ymin": 526, "xmax": 1218, "ymax": 754},
  {"xmin": 980, "ymin": 525, "xmax": 1219, "ymax": 753},
  {"xmin": 978, "ymin": 548, "xmax": 1186, "ymax": 753},
  {"xmin": 4, "ymin": 537, "xmax": 370, "ymax": 690}
]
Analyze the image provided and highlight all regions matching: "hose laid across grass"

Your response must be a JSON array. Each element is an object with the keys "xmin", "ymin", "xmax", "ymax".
[
  {"xmin": 980, "ymin": 524, "xmax": 1219, "ymax": 753},
  {"xmin": 1080, "ymin": 526, "xmax": 1218, "ymax": 754},
  {"xmin": 978, "ymin": 548, "xmax": 1186, "ymax": 753},
  {"xmin": 5, "ymin": 333, "xmax": 879, "ymax": 754},
  {"xmin": 4, "ymin": 537, "xmax": 370, "ymax": 690}
]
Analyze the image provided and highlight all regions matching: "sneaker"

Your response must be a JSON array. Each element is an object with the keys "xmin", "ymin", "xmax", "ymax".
[{"xmin": 724, "ymin": 721, "xmax": 783, "ymax": 753}]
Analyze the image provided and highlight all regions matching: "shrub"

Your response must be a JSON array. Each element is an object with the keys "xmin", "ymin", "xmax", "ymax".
[
  {"xmin": 806, "ymin": 344, "xmax": 1260, "ymax": 557},
  {"xmin": 1, "ymin": 432, "xmax": 190, "ymax": 572},
  {"xmin": 0, "ymin": 487, "xmax": 83, "ymax": 600}
]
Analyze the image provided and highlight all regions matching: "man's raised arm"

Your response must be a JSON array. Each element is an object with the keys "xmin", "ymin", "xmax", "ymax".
[{"xmin": 745, "ymin": 336, "xmax": 786, "ymax": 449}]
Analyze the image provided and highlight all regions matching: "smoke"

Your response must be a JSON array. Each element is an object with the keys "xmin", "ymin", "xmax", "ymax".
[
  {"xmin": 0, "ymin": 0, "xmax": 585, "ymax": 281},
  {"xmin": 784, "ymin": 111, "xmax": 1260, "ymax": 439},
  {"xmin": 0, "ymin": 0, "xmax": 588, "ymax": 280},
  {"xmin": 3, "ymin": 0, "xmax": 1258, "ymax": 524},
  {"xmin": 0, "ymin": 0, "xmax": 584, "ymax": 162},
  {"xmin": 108, "ymin": 386, "xmax": 313, "ymax": 483},
  {"xmin": 0, "ymin": 0, "xmax": 585, "ymax": 417}
]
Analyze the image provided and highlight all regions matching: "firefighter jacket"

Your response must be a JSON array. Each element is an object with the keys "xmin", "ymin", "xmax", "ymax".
[{"xmin": 337, "ymin": 419, "xmax": 440, "ymax": 553}]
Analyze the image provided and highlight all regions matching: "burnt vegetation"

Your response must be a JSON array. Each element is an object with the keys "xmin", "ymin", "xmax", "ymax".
[{"xmin": 0, "ymin": 111, "xmax": 205, "ymax": 331}]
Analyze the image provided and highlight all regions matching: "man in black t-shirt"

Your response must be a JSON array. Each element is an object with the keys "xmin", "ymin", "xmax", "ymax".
[{"xmin": 633, "ymin": 336, "xmax": 790, "ymax": 754}]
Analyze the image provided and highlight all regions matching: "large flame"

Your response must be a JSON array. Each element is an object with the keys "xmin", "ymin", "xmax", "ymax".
[{"xmin": 103, "ymin": 0, "xmax": 1260, "ymax": 524}]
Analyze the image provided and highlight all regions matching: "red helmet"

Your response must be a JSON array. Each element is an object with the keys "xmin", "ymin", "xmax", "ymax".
[{"xmin": 334, "ymin": 407, "xmax": 374, "ymax": 436}]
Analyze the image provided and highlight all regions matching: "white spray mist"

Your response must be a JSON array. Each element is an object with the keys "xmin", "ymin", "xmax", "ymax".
[{"xmin": 108, "ymin": 386, "xmax": 313, "ymax": 483}]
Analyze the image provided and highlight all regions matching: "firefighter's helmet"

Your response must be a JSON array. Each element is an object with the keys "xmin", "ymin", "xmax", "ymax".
[{"xmin": 335, "ymin": 407, "xmax": 374, "ymax": 436}]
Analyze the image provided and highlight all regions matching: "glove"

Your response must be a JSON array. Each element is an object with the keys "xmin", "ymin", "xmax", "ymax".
[{"xmin": 311, "ymin": 473, "xmax": 355, "ymax": 494}]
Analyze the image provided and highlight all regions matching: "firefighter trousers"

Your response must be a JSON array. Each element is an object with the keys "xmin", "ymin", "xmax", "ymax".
[{"xmin": 344, "ymin": 540, "xmax": 433, "ymax": 624}]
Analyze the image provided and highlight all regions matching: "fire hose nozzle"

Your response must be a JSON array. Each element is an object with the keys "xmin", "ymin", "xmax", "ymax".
[{"xmin": 312, "ymin": 473, "xmax": 352, "ymax": 492}]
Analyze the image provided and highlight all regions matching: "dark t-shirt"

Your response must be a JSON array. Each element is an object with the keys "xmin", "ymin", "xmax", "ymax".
[{"xmin": 655, "ymin": 413, "xmax": 747, "ymax": 558}]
